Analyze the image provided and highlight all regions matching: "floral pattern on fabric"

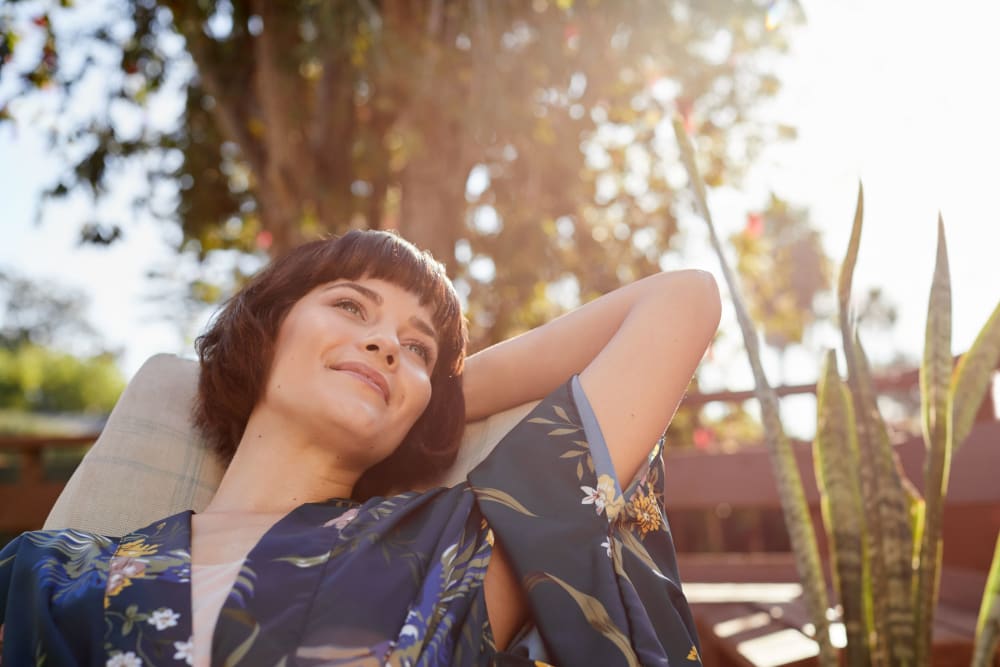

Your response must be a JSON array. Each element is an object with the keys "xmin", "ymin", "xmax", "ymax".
[
  {"xmin": 468, "ymin": 377, "xmax": 700, "ymax": 666},
  {"xmin": 0, "ymin": 378, "xmax": 699, "ymax": 666}
]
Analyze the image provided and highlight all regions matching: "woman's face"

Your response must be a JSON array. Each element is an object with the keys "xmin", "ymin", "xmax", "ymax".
[{"xmin": 260, "ymin": 277, "xmax": 440, "ymax": 472}]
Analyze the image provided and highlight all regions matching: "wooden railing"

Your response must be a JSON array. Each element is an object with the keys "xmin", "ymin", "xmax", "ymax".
[
  {"xmin": 672, "ymin": 418, "xmax": 999, "ymax": 666},
  {"xmin": 662, "ymin": 360, "xmax": 999, "ymax": 667},
  {"xmin": 0, "ymin": 435, "xmax": 95, "ymax": 535}
]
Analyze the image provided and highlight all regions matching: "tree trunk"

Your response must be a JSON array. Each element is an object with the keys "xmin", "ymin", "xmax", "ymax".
[{"xmin": 397, "ymin": 111, "xmax": 470, "ymax": 269}]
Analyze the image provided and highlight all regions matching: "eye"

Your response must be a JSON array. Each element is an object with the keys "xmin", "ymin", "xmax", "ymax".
[
  {"xmin": 404, "ymin": 341, "xmax": 433, "ymax": 364},
  {"xmin": 332, "ymin": 298, "xmax": 365, "ymax": 318}
]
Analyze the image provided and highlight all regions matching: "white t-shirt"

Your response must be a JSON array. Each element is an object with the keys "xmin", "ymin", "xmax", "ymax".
[{"xmin": 190, "ymin": 559, "xmax": 244, "ymax": 667}]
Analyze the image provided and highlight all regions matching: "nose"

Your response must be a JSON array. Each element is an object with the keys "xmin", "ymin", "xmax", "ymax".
[{"xmin": 364, "ymin": 333, "xmax": 398, "ymax": 368}]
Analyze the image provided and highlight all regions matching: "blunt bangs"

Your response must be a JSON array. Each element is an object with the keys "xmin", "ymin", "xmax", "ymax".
[
  {"xmin": 194, "ymin": 229, "xmax": 467, "ymax": 498},
  {"xmin": 304, "ymin": 231, "xmax": 463, "ymax": 374}
]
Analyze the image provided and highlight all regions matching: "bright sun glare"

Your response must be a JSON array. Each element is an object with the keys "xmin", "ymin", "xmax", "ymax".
[{"xmin": 0, "ymin": 1, "xmax": 997, "ymax": 432}]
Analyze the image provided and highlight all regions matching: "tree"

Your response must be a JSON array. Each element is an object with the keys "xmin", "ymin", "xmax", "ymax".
[
  {"xmin": 0, "ymin": 267, "xmax": 121, "ymax": 356},
  {"xmin": 2, "ymin": 0, "xmax": 803, "ymax": 349},
  {"xmin": 731, "ymin": 193, "xmax": 832, "ymax": 381},
  {"xmin": 0, "ymin": 268, "xmax": 100, "ymax": 351},
  {"xmin": 0, "ymin": 343, "xmax": 124, "ymax": 413},
  {"xmin": 0, "ymin": 270, "xmax": 125, "ymax": 414}
]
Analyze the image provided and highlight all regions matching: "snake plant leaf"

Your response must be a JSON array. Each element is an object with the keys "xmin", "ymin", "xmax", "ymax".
[
  {"xmin": 915, "ymin": 216, "xmax": 953, "ymax": 664},
  {"xmin": 906, "ymin": 474, "xmax": 927, "ymax": 608},
  {"xmin": 972, "ymin": 532, "xmax": 1000, "ymax": 667},
  {"xmin": 815, "ymin": 350, "xmax": 870, "ymax": 666},
  {"xmin": 854, "ymin": 335, "xmax": 916, "ymax": 665},
  {"xmin": 836, "ymin": 187, "xmax": 894, "ymax": 666},
  {"xmin": 921, "ymin": 214, "xmax": 953, "ymax": 453},
  {"xmin": 951, "ymin": 299, "xmax": 1000, "ymax": 453},
  {"xmin": 673, "ymin": 116, "xmax": 836, "ymax": 667},
  {"xmin": 837, "ymin": 183, "xmax": 864, "ymax": 326}
]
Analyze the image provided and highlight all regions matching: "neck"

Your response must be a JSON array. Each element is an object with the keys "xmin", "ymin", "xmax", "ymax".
[{"xmin": 203, "ymin": 408, "xmax": 360, "ymax": 515}]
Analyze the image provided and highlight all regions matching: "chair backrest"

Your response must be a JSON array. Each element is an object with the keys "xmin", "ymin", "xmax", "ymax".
[{"xmin": 43, "ymin": 354, "xmax": 537, "ymax": 537}]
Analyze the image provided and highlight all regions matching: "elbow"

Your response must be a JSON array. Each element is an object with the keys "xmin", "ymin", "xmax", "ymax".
[
  {"xmin": 691, "ymin": 269, "xmax": 722, "ymax": 334},
  {"xmin": 676, "ymin": 270, "xmax": 721, "ymax": 365},
  {"xmin": 658, "ymin": 269, "xmax": 721, "ymax": 337}
]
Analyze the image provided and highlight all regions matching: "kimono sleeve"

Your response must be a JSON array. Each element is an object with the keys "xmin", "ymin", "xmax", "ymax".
[
  {"xmin": 468, "ymin": 376, "xmax": 702, "ymax": 666},
  {"xmin": 0, "ymin": 534, "xmax": 19, "ymax": 627},
  {"xmin": 0, "ymin": 531, "xmax": 112, "ymax": 666},
  {"xmin": 0, "ymin": 535, "xmax": 23, "ymax": 662}
]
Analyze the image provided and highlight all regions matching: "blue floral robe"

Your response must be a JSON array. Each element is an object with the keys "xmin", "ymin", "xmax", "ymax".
[{"xmin": 0, "ymin": 378, "xmax": 701, "ymax": 666}]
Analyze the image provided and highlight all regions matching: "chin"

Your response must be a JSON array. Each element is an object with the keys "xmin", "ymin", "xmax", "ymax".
[{"xmin": 326, "ymin": 417, "xmax": 404, "ymax": 458}]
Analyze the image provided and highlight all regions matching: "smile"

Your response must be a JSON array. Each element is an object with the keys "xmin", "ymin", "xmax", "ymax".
[{"xmin": 330, "ymin": 362, "xmax": 390, "ymax": 404}]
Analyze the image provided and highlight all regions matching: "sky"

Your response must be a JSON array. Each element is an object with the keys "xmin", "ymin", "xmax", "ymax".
[
  {"xmin": 1, "ymin": 0, "xmax": 998, "ymax": 433},
  {"xmin": 689, "ymin": 0, "xmax": 1000, "ymax": 429},
  {"xmin": 756, "ymin": 0, "xmax": 1000, "ymax": 363}
]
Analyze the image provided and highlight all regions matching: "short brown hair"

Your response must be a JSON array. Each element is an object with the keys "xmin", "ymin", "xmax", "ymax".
[{"xmin": 193, "ymin": 230, "xmax": 467, "ymax": 500}]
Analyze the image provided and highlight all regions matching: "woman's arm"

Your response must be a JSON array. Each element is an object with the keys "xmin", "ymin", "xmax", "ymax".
[
  {"xmin": 463, "ymin": 269, "xmax": 720, "ymax": 484},
  {"xmin": 471, "ymin": 270, "xmax": 720, "ymax": 650}
]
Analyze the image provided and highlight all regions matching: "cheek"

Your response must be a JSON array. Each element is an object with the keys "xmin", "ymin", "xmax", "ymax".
[
  {"xmin": 418, "ymin": 382, "xmax": 433, "ymax": 415},
  {"xmin": 408, "ymin": 372, "xmax": 434, "ymax": 421},
  {"xmin": 266, "ymin": 346, "xmax": 301, "ymax": 392}
]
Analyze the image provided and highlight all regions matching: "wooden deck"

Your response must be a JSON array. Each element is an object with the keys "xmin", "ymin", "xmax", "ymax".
[
  {"xmin": 0, "ymin": 434, "xmax": 93, "ymax": 536},
  {"xmin": 678, "ymin": 553, "xmax": 994, "ymax": 667},
  {"xmin": 663, "ymin": 419, "xmax": 1000, "ymax": 665}
]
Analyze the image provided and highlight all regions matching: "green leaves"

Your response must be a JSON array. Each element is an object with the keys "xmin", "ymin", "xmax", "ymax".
[
  {"xmin": 972, "ymin": 533, "xmax": 1000, "ymax": 667},
  {"xmin": 914, "ymin": 217, "xmax": 954, "ymax": 663},
  {"xmin": 828, "ymin": 196, "xmax": 1000, "ymax": 666},
  {"xmin": 837, "ymin": 184, "xmax": 864, "ymax": 327},
  {"xmin": 2, "ymin": 0, "xmax": 805, "ymax": 352},
  {"xmin": 0, "ymin": 344, "xmax": 125, "ymax": 414},
  {"xmin": 814, "ymin": 350, "xmax": 870, "ymax": 667},
  {"xmin": 921, "ymin": 216, "xmax": 953, "ymax": 453},
  {"xmin": 950, "ymin": 300, "xmax": 1000, "ymax": 453},
  {"xmin": 731, "ymin": 194, "xmax": 832, "ymax": 354},
  {"xmin": 855, "ymin": 334, "xmax": 915, "ymax": 664}
]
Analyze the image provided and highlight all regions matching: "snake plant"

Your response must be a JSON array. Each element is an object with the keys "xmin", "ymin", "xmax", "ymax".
[{"xmin": 674, "ymin": 118, "xmax": 1000, "ymax": 666}]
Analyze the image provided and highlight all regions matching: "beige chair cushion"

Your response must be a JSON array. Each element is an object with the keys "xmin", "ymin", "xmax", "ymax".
[{"xmin": 43, "ymin": 353, "xmax": 537, "ymax": 537}]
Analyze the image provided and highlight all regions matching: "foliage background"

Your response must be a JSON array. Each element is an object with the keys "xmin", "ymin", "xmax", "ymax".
[
  {"xmin": 3, "ymin": 1, "xmax": 999, "ymax": 449},
  {"xmin": 0, "ymin": 0, "xmax": 819, "ymax": 444},
  {"xmin": 2, "ymin": 0, "xmax": 805, "ymax": 345}
]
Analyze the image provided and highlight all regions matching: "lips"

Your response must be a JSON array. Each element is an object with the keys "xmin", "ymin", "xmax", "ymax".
[{"xmin": 331, "ymin": 361, "xmax": 390, "ymax": 403}]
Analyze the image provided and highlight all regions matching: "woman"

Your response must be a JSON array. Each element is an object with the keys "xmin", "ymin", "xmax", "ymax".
[{"xmin": 0, "ymin": 230, "xmax": 720, "ymax": 666}]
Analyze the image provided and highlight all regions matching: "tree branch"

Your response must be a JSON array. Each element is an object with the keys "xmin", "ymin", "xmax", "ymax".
[
  {"xmin": 250, "ymin": 0, "xmax": 310, "ymax": 210},
  {"xmin": 169, "ymin": 6, "xmax": 267, "ymax": 183}
]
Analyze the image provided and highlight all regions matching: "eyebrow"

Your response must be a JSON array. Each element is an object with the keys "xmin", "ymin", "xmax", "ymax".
[{"xmin": 324, "ymin": 282, "xmax": 439, "ymax": 343}]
